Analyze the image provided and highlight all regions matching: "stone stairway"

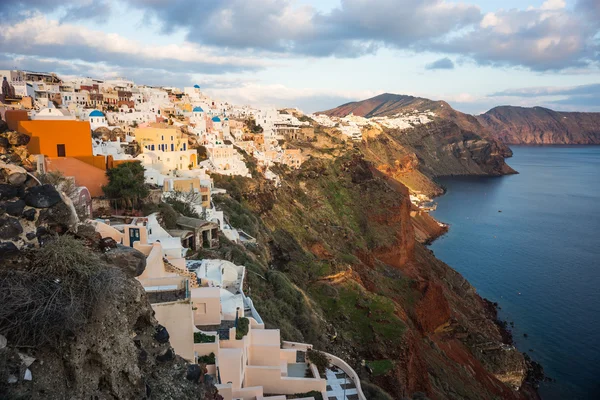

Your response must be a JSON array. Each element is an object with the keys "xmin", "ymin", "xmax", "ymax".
[{"xmin": 163, "ymin": 258, "xmax": 200, "ymax": 288}]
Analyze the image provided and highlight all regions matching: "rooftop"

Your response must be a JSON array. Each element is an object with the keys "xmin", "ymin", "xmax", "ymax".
[{"xmin": 176, "ymin": 216, "xmax": 218, "ymax": 230}]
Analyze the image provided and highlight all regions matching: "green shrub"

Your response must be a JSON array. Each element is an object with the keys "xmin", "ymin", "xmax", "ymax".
[
  {"xmin": 287, "ymin": 391, "xmax": 323, "ymax": 400},
  {"xmin": 102, "ymin": 161, "xmax": 149, "ymax": 209},
  {"xmin": 236, "ymin": 317, "xmax": 249, "ymax": 340},
  {"xmin": 194, "ymin": 332, "xmax": 216, "ymax": 343},
  {"xmin": 366, "ymin": 359, "xmax": 394, "ymax": 377},
  {"xmin": 197, "ymin": 352, "xmax": 216, "ymax": 365},
  {"xmin": 307, "ymin": 349, "xmax": 329, "ymax": 375}
]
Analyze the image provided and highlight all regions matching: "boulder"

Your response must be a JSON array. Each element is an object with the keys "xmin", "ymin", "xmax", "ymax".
[
  {"xmin": 154, "ymin": 325, "xmax": 170, "ymax": 344},
  {"xmin": 37, "ymin": 202, "xmax": 73, "ymax": 233},
  {"xmin": 22, "ymin": 208, "xmax": 36, "ymax": 221},
  {"xmin": 24, "ymin": 184, "xmax": 62, "ymax": 208},
  {"xmin": 0, "ymin": 184, "xmax": 18, "ymax": 200},
  {"xmin": 0, "ymin": 241, "xmax": 19, "ymax": 258},
  {"xmin": 0, "ymin": 136, "xmax": 8, "ymax": 154},
  {"xmin": 0, "ymin": 217, "xmax": 23, "ymax": 239},
  {"xmin": 99, "ymin": 237, "xmax": 118, "ymax": 252},
  {"xmin": 103, "ymin": 245, "xmax": 147, "ymax": 277},
  {"xmin": 0, "ymin": 161, "xmax": 28, "ymax": 186},
  {"xmin": 186, "ymin": 364, "xmax": 202, "ymax": 382},
  {"xmin": 2, "ymin": 200, "xmax": 26, "ymax": 216},
  {"xmin": 156, "ymin": 348, "xmax": 174, "ymax": 362},
  {"xmin": 36, "ymin": 226, "xmax": 53, "ymax": 246},
  {"xmin": 6, "ymin": 131, "xmax": 30, "ymax": 146}
]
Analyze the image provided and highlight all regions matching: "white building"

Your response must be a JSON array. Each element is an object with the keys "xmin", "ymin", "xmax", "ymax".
[
  {"xmin": 32, "ymin": 107, "xmax": 76, "ymax": 120},
  {"xmin": 88, "ymin": 109, "xmax": 108, "ymax": 130}
]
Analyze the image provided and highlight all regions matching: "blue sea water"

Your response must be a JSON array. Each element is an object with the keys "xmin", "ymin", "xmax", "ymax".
[{"xmin": 429, "ymin": 146, "xmax": 600, "ymax": 400}]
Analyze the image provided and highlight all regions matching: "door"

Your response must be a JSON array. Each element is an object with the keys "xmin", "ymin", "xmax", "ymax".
[
  {"xmin": 56, "ymin": 144, "xmax": 66, "ymax": 157},
  {"xmin": 129, "ymin": 228, "xmax": 140, "ymax": 247}
]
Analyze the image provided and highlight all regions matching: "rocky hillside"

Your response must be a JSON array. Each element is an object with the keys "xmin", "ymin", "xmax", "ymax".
[
  {"xmin": 477, "ymin": 106, "xmax": 600, "ymax": 144},
  {"xmin": 320, "ymin": 93, "xmax": 442, "ymax": 118},
  {"xmin": 0, "ymin": 125, "xmax": 217, "ymax": 399},
  {"xmin": 318, "ymin": 94, "xmax": 515, "ymax": 195},
  {"xmin": 205, "ymin": 130, "xmax": 540, "ymax": 399}
]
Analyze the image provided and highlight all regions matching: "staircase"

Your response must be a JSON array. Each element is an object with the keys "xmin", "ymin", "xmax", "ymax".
[{"xmin": 163, "ymin": 258, "xmax": 200, "ymax": 289}]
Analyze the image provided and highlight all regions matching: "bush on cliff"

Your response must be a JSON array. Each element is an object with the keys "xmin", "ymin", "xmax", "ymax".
[
  {"xmin": 0, "ymin": 235, "xmax": 124, "ymax": 347},
  {"xmin": 307, "ymin": 349, "xmax": 329, "ymax": 375},
  {"xmin": 102, "ymin": 161, "xmax": 149, "ymax": 210}
]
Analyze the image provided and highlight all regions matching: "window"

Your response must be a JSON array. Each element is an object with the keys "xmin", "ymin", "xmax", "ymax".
[
  {"xmin": 171, "ymin": 144, "xmax": 174, "ymax": 151},
  {"xmin": 56, "ymin": 144, "xmax": 66, "ymax": 157}
]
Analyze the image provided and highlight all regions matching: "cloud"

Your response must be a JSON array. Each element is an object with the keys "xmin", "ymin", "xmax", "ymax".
[
  {"xmin": 432, "ymin": 0, "xmax": 600, "ymax": 70},
  {"xmin": 199, "ymin": 78, "xmax": 379, "ymax": 112},
  {"xmin": 490, "ymin": 83, "xmax": 600, "ymax": 98},
  {"xmin": 125, "ymin": 0, "xmax": 599, "ymax": 70},
  {"xmin": 487, "ymin": 83, "xmax": 600, "ymax": 111},
  {"xmin": 126, "ymin": 0, "xmax": 482, "ymax": 57},
  {"xmin": 426, "ymin": 57, "xmax": 455, "ymax": 70},
  {"xmin": 0, "ymin": 15, "xmax": 267, "ymax": 75},
  {"xmin": 0, "ymin": 0, "xmax": 112, "ymax": 22}
]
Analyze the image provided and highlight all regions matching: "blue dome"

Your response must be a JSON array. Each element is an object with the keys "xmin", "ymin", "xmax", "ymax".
[
  {"xmin": 193, "ymin": 84, "xmax": 200, "ymax": 89},
  {"xmin": 211, "ymin": 116, "xmax": 221, "ymax": 122},
  {"xmin": 193, "ymin": 106, "xmax": 204, "ymax": 112},
  {"xmin": 89, "ymin": 110, "xmax": 104, "ymax": 117},
  {"xmin": 224, "ymin": 117, "xmax": 229, "ymax": 121}
]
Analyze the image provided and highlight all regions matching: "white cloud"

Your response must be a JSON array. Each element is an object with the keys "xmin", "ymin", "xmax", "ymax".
[{"xmin": 0, "ymin": 14, "xmax": 269, "ymax": 73}]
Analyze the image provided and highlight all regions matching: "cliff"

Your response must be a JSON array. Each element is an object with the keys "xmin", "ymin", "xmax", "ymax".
[
  {"xmin": 205, "ymin": 140, "xmax": 536, "ymax": 399},
  {"xmin": 318, "ymin": 93, "xmax": 516, "ymax": 195},
  {"xmin": 477, "ymin": 106, "xmax": 600, "ymax": 144}
]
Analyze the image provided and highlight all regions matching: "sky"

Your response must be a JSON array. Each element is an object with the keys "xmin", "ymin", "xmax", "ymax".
[{"xmin": 0, "ymin": 0, "xmax": 598, "ymax": 114}]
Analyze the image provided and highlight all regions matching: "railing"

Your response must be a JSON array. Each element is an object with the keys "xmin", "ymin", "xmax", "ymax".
[{"xmin": 323, "ymin": 352, "xmax": 367, "ymax": 400}]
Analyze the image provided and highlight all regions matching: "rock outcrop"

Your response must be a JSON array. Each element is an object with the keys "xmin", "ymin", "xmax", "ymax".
[
  {"xmin": 477, "ymin": 106, "xmax": 600, "ymax": 144},
  {"xmin": 1, "ymin": 274, "xmax": 217, "ymax": 399}
]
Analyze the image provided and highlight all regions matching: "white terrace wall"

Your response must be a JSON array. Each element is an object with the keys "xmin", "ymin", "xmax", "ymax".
[
  {"xmin": 244, "ymin": 366, "xmax": 326, "ymax": 395},
  {"xmin": 152, "ymin": 300, "xmax": 195, "ymax": 362},
  {"xmin": 249, "ymin": 344, "xmax": 280, "ymax": 367}
]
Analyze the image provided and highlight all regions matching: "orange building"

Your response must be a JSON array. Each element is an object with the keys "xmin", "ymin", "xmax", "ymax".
[
  {"xmin": 18, "ymin": 120, "xmax": 94, "ymax": 158},
  {"xmin": 17, "ymin": 120, "xmax": 112, "ymax": 197}
]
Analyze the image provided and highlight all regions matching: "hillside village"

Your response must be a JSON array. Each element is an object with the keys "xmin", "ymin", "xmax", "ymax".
[{"xmin": 0, "ymin": 69, "xmax": 369, "ymax": 400}]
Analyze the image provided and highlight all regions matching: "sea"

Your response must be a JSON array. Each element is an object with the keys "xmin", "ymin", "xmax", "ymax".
[{"xmin": 429, "ymin": 146, "xmax": 600, "ymax": 400}]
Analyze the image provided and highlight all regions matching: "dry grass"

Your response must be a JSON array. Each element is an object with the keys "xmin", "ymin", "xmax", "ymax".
[{"xmin": 0, "ymin": 235, "xmax": 124, "ymax": 348}]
